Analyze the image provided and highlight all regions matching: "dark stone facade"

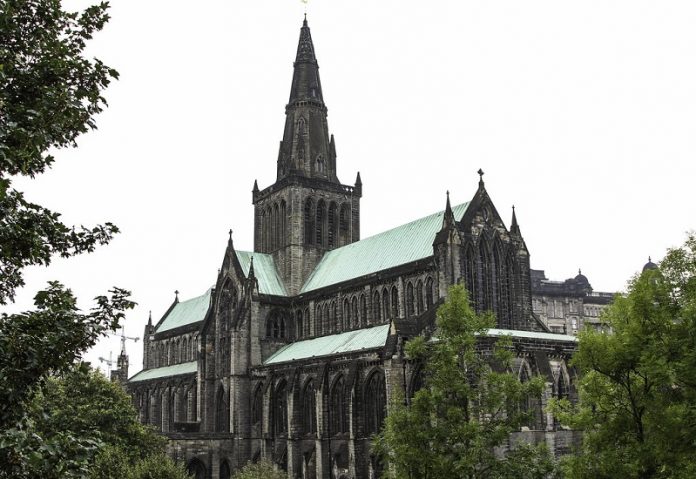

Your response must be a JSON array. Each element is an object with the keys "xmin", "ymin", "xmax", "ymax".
[{"xmin": 126, "ymin": 18, "xmax": 595, "ymax": 479}]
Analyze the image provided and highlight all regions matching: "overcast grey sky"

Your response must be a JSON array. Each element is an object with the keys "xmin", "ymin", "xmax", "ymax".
[{"xmin": 8, "ymin": 1, "xmax": 696, "ymax": 376}]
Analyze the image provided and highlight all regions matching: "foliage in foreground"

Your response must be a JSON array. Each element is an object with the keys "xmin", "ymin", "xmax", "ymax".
[
  {"xmin": 232, "ymin": 459, "xmax": 287, "ymax": 479},
  {"xmin": 1, "ymin": 364, "xmax": 190, "ymax": 479},
  {"xmin": 374, "ymin": 285, "xmax": 556, "ymax": 479},
  {"xmin": 551, "ymin": 234, "xmax": 696, "ymax": 479}
]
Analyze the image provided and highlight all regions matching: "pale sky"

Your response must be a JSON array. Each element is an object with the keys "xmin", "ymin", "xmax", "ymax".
[{"xmin": 7, "ymin": 1, "xmax": 696, "ymax": 377}]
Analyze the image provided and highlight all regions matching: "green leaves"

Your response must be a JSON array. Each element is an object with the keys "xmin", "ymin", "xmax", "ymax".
[
  {"xmin": 375, "ymin": 285, "xmax": 555, "ymax": 479},
  {"xmin": 556, "ymin": 234, "xmax": 696, "ymax": 479}
]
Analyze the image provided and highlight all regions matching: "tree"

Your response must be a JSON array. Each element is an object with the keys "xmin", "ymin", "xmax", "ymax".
[
  {"xmin": 552, "ymin": 234, "xmax": 696, "ymax": 479},
  {"xmin": 232, "ymin": 460, "xmax": 287, "ymax": 479},
  {"xmin": 0, "ymin": 1, "xmax": 144, "ymax": 476},
  {"xmin": 374, "ymin": 285, "xmax": 556, "ymax": 479}
]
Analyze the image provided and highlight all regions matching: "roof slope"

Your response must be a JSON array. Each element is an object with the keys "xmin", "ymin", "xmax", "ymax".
[
  {"xmin": 301, "ymin": 203, "xmax": 469, "ymax": 293},
  {"xmin": 265, "ymin": 324, "xmax": 390, "ymax": 365},
  {"xmin": 236, "ymin": 251, "xmax": 287, "ymax": 296},
  {"xmin": 155, "ymin": 289, "xmax": 212, "ymax": 333},
  {"xmin": 129, "ymin": 361, "xmax": 197, "ymax": 382}
]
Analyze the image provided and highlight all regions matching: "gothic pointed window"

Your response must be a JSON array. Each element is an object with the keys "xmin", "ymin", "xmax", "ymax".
[
  {"xmin": 506, "ymin": 253, "xmax": 516, "ymax": 326},
  {"xmin": 296, "ymin": 310, "xmax": 303, "ymax": 340},
  {"xmin": 324, "ymin": 304, "xmax": 330, "ymax": 334},
  {"xmin": 328, "ymin": 202, "xmax": 337, "ymax": 247},
  {"xmin": 304, "ymin": 308, "xmax": 310, "ymax": 337},
  {"xmin": 316, "ymin": 199, "xmax": 326, "ymax": 246},
  {"xmin": 339, "ymin": 204, "xmax": 349, "ymax": 244},
  {"xmin": 215, "ymin": 385, "xmax": 229, "ymax": 432},
  {"xmin": 425, "ymin": 277, "xmax": 434, "ymax": 310},
  {"xmin": 332, "ymin": 301, "xmax": 338, "ymax": 333},
  {"xmin": 463, "ymin": 244, "xmax": 477, "ymax": 308},
  {"xmin": 342, "ymin": 298, "xmax": 350, "ymax": 330},
  {"xmin": 373, "ymin": 291, "xmax": 381, "ymax": 323},
  {"xmin": 316, "ymin": 154, "xmax": 325, "ymax": 173},
  {"xmin": 364, "ymin": 371, "xmax": 386, "ymax": 435},
  {"xmin": 280, "ymin": 200, "xmax": 287, "ymax": 247},
  {"xmin": 360, "ymin": 295, "xmax": 367, "ymax": 327},
  {"xmin": 251, "ymin": 384, "xmax": 263, "ymax": 427},
  {"xmin": 416, "ymin": 280, "xmax": 424, "ymax": 314},
  {"xmin": 273, "ymin": 381, "xmax": 288, "ymax": 436},
  {"xmin": 273, "ymin": 203, "xmax": 280, "ymax": 250},
  {"xmin": 479, "ymin": 240, "xmax": 493, "ymax": 312},
  {"xmin": 352, "ymin": 297, "xmax": 359, "ymax": 329},
  {"xmin": 382, "ymin": 289, "xmax": 390, "ymax": 320},
  {"xmin": 304, "ymin": 198, "xmax": 314, "ymax": 245},
  {"xmin": 494, "ymin": 244, "xmax": 506, "ymax": 324},
  {"xmin": 330, "ymin": 376, "xmax": 348, "ymax": 435},
  {"xmin": 280, "ymin": 316, "xmax": 286, "ymax": 338},
  {"xmin": 406, "ymin": 282, "xmax": 414, "ymax": 317},
  {"xmin": 316, "ymin": 305, "xmax": 323, "ymax": 336},
  {"xmin": 391, "ymin": 286, "xmax": 399, "ymax": 318},
  {"xmin": 302, "ymin": 379, "xmax": 316, "ymax": 434}
]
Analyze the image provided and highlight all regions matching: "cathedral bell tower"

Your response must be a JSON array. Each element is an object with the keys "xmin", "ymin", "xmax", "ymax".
[{"xmin": 252, "ymin": 17, "xmax": 361, "ymax": 295}]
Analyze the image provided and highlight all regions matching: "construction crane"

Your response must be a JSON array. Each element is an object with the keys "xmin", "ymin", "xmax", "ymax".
[{"xmin": 99, "ymin": 327, "xmax": 139, "ymax": 376}]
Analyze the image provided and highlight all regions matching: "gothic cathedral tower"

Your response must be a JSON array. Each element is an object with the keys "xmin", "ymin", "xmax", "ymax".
[{"xmin": 252, "ymin": 18, "xmax": 361, "ymax": 295}]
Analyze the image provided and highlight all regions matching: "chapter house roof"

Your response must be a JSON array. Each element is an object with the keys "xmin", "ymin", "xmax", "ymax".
[
  {"xmin": 300, "ymin": 202, "xmax": 469, "ymax": 293},
  {"xmin": 129, "ymin": 360, "xmax": 197, "ymax": 382}
]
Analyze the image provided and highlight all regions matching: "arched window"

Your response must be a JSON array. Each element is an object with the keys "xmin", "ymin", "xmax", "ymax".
[
  {"xmin": 406, "ymin": 282, "xmax": 415, "ymax": 317},
  {"xmin": 251, "ymin": 384, "xmax": 263, "ymax": 427},
  {"xmin": 425, "ymin": 277, "xmax": 434, "ymax": 310},
  {"xmin": 409, "ymin": 365, "xmax": 425, "ymax": 401},
  {"xmin": 332, "ymin": 302, "xmax": 338, "ymax": 333},
  {"xmin": 296, "ymin": 310, "xmax": 303, "ymax": 340},
  {"xmin": 280, "ymin": 316, "xmax": 286, "ymax": 338},
  {"xmin": 220, "ymin": 460, "xmax": 231, "ymax": 479},
  {"xmin": 352, "ymin": 296, "xmax": 359, "ymax": 328},
  {"xmin": 339, "ymin": 204, "xmax": 350, "ymax": 244},
  {"xmin": 181, "ymin": 337, "xmax": 188, "ymax": 362},
  {"xmin": 316, "ymin": 154, "xmax": 325, "ymax": 173},
  {"xmin": 272, "ymin": 318, "xmax": 279, "ymax": 338},
  {"xmin": 360, "ymin": 295, "xmax": 367, "ymax": 328},
  {"xmin": 304, "ymin": 308, "xmax": 310, "ymax": 337},
  {"xmin": 342, "ymin": 298, "xmax": 350, "ymax": 330},
  {"xmin": 280, "ymin": 200, "xmax": 287, "ymax": 247},
  {"xmin": 365, "ymin": 371, "xmax": 386, "ymax": 435},
  {"xmin": 273, "ymin": 203, "xmax": 280, "ymax": 250},
  {"xmin": 316, "ymin": 305, "xmax": 323, "ymax": 336},
  {"xmin": 328, "ymin": 202, "xmax": 337, "ymax": 247},
  {"xmin": 391, "ymin": 286, "xmax": 399, "ymax": 319},
  {"xmin": 302, "ymin": 379, "xmax": 317, "ymax": 434},
  {"xmin": 506, "ymin": 253, "xmax": 516, "ymax": 326},
  {"xmin": 382, "ymin": 289, "xmax": 390, "ymax": 320},
  {"xmin": 316, "ymin": 199, "xmax": 326, "ymax": 246},
  {"xmin": 177, "ymin": 387, "xmax": 187, "ymax": 422},
  {"xmin": 416, "ymin": 280, "xmax": 424, "ymax": 315},
  {"xmin": 273, "ymin": 381, "xmax": 288, "ymax": 436},
  {"xmin": 215, "ymin": 385, "xmax": 229, "ymax": 432},
  {"xmin": 187, "ymin": 459, "xmax": 207, "ymax": 479},
  {"xmin": 463, "ymin": 244, "xmax": 477, "ymax": 307},
  {"xmin": 479, "ymin": 240, "xmax": 493, "ymax": 312},
  {"xmin": 330, "ymin": 376, "xmax": 348, "ymax": 435},
  {"xmin": 304, "ymin": 198, "xmax": 314, "ymax": 245},
  {"xmin": 373, "ymin": 291, "xmax": 381, "ymax": 323}
]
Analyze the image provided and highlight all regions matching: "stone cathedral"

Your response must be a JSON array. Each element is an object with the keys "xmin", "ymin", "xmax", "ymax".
[{"xmin": 126, "ymin": 18, "xmax": 613, "ymax": 479}]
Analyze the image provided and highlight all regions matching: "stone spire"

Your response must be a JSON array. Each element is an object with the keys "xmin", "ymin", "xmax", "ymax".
[
  {"xmin": 276, "ymin": 17, "xmax": 337, "ymax": 182},
  {"xmin": 510, "ymin": 205, "xmax": 521, "ymax": 236}
]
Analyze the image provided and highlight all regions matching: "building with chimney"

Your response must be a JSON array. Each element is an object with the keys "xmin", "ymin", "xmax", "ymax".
[{"xmin": 126, "ymin": 18, "xmax": 615, "ymax": 479}]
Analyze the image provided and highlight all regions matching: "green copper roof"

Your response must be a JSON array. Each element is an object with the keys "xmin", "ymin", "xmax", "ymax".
[
  {"xmin": 236, "ymin": 251, "xmax": 288, "ymax": 296},
  {"xmin": 155, "ymin": 289, "xmax": 212, "ymax": 333},
  {"xmin": 129, "ymin": 361, "xmax": 197, "ymax": 382},
  {"xmin": 301, "ymin": 203, "xmax": 469, "ymax": 293},
  {"xmin": 264, "ymin": 324, "xmax": 390, "ymax": 365},
  {"xmin": 486, "ymin": 328, "xmax": 578, "ymax": 342}
]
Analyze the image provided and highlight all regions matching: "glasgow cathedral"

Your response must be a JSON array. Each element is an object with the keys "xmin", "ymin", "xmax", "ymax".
[{"xmin": 122, "ymin": 17, "xmax": 615, "ymax": 479}]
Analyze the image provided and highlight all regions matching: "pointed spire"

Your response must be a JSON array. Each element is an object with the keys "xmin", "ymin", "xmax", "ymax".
[
  {"xmin": 147, "ymin": 310, "xmax": 152, "ymax": 327},
  {"xmin": 355, "ymin": 171, "xmax": 362, "ymax": 187},
  {"xmin": 510, "ymin": 205, "xmax": 521, "ymax": 236},
  {"xmin": 252, "ymin": 179, "xmax": 259, "ymax": 193},
  {"xmin": 289, "ymin": 17, "xmax": 323, "ymax": 103},
  {"xmin": 442, "ymin": 190, "xmax": 455, "ymax": 229},
  {"xmin": 248, "ymin": 255, "xmax": 255, "ymax": 279},
  {"xmin": 477, "ymin": 168, "xmax": 485, "ymax": 189}
]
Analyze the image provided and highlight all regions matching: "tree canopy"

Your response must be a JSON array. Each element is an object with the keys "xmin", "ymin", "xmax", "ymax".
[
  {"xmin": 374, "ymin": 284, "xmax": 556, "ymax": 479},
  {"xmin": 0, "ymin": 1, "xmax": 177, "ymax": 476},
  {"xmin": 552, "ymin": 234, "xmax": 696, "ymax": 479}
]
